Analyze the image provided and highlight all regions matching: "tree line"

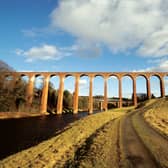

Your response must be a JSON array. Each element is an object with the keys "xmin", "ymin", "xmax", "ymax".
[{"xmin": 0, "ymin": 77, "xmax": 92, "ymax": 113}]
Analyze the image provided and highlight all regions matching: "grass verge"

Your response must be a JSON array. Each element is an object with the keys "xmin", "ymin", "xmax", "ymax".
[
  {"xmin": 132, "ymin": 111, "xmax": 168, "ymax": 168},
  {"xmin": 64, "ymin": 118, "xmax": 121, "ymax": 168},
  {"xmin": 144, "ymin": 99, "xmax": 168, "ymax": 137},
  {"xmin": 0, "ymin": 110, "xmax": 125, "ymax": 168}
]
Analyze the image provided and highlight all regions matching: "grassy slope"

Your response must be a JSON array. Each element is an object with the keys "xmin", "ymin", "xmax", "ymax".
[
  {"xmin": 0, "ymin": 110, "xmax": 125, "ymax": 168},
  {"xmin": 65, "ymin": 119, "xmax": 120, "ymax": 168},
  {"xmin": 64, "ymin": 107, "xmax": 134, "ymax": 168},
  {"xmin": 144, "ymin": 98, "xmax": 168, "ymax": 136},
  {"xmin": 132, "ymin": 99, "xmax": 168, "ymax": 168}
]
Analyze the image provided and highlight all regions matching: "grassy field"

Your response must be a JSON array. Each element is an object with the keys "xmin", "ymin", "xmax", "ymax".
[
  {"xmin": 0, "ymin": 109, "xmax": 127, "ymax": 168},
  {"xmin": 144, "ymin": 98, "xmax": 168, "ymax": 136}
]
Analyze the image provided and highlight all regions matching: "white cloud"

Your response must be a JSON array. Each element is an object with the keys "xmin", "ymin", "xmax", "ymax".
[
  {"xmin": 138, "ymin": 25, "xmax": 168, "ymax": 57},
  {"xmin": 50, "ymin": 0, "xmax": 168, "ymax": 57},
  {"xmin": 61, "ymin": 40, "xmax": 102, "ymax": 58},
  {"xmin": 16, "ymin": 44, "xmax": 63, "ymax": 62},
  {"xmin": 15, "ymin": 49, "xmax": 24, "ymax": 55},
  {"xmin": 16, "ymin": 41, "xmax": 102, "ymax": 62},
  {"xmin": 134, "ymin": 58, "xmax": 168, "ymax": 72},
  {"xmin": 152, "ymin": 60, "xmax": 168, "ymax": 71}
]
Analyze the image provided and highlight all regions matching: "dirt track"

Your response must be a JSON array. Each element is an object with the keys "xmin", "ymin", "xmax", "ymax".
[
  {"xmin": 67, "ymin": 102, "xmax": 168, "ymax": 168},
  {"xmin": 119, "ymin": 100, "xmax": 168, "ymax": 168},
  {"xmin": 120, "ymin": 112, "xmax": 161, "ymax": 168}
]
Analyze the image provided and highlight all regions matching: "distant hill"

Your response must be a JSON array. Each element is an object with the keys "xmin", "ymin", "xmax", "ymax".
[{"xmin": 0, "ymin": 60, "xmax": 14, "ymax": 72}]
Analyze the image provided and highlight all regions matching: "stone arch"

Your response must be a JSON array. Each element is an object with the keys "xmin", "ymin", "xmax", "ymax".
[
  {"xmin": 93, "ymin": 75, "xmax": 104, "ymax": 112},
  {"xmin": 94, "ymin": 74, "xmax": 105, "ymax": 78},
  {"xmin": 150, "ymin": 75, "xmax": 161, "ymax": 98},
  {"xmin": 80, "ymin": 73, "xmax": 89, "ymax": 78},
  {"xmin": 122, "ymin": 74, "xmax": 134, "ymax": 80},
  {"xmin": 136, "ymin": 75, "xmax": 148, "ymax": 102},
  {"xmin": 63, "ymin": 74, "xmax": 75, "ymax": 114},
  {"xmin": 107, "ymin": 75, "xmax": 119, "ymax": 108},
  {"xmin": 20, "ymin": 74, "xmax": 29, "ymax": 82},
  {"xmin": 1, "ymin": 71, "xmax": 168, "ymax": 114},
  {"xmin": 47, "ymin": 75, "xmax": 60, "ymax": 114},
  {"xmin": 136, "ymin": 74, "xmax": 148, "ymax": 81},
  {"xmin": 121, "ymin": 75, "xmax": 134, "ymax": 107},
  {"xmin": 14, "ymin": 74, "xmax": 30, "ymax": 112},
  {"xmin": 78, "ymin": 74, "xmax": 89, "ymax": 112},
  {"xmin": 3, "ymin": 74, "xmax": 14, "ymax": 89},
  {"xmin": 164, "ymin": 75, "xmax": 168, "ymax": 96},
  {"xmin": 65, "ymin": 73, "xmax": 75, "ymax": 78},
  {"xmin": 149, "ymin": 73, "xmax": 162, "ymax": 83},
  {"xmin": 108, "ymin": 74, "xmax": 119, "ymax": 80},
  {"xmin": 35, "ymin": 73, "xmax": 44, "ymax": 78},
  {"xmin": 33, "ymin": 75, "xmax": 45, "ymax": 112}
]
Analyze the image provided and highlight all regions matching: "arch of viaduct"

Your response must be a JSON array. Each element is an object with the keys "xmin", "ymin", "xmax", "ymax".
[{"xmin": 1, "ymin": 72, "xmax": 168, "ymax": 114}]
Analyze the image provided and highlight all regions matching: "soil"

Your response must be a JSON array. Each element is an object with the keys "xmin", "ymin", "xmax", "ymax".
[{"xmin": 120, "ymin": 112, "xmax": 161, "ymax": 168}]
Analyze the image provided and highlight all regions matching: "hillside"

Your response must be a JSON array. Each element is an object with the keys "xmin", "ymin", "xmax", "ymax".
[
  {"xmin": 144, "ymin": 98, "xmax": 168, "ymax": 136},
  {"xmin": 0, "ymin": 60, "xmax": 14, "ymax": 72}
]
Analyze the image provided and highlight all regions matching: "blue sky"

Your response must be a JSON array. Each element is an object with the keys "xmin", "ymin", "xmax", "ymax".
[{"xmin": 1, "ymin": 0, "xmax": 168, "ymax": 97}]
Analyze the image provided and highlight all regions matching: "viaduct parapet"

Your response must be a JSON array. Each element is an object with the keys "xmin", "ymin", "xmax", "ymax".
[{"xmin": 1, "ymin": 72, "xmax": 167, "ymax": 114}]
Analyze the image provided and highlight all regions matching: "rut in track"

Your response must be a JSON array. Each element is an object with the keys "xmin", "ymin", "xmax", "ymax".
[{"xmin": 120, "ymin": 112, "xmax": 161, "ymax": 168}]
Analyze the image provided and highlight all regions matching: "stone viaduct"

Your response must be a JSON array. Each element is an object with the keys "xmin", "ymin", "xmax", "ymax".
[{"xmin": 1, "ymin": 72, "xmax": 168, "ymax": 114}]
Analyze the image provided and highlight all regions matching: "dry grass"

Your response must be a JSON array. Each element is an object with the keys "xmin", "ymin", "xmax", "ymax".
[
  {"xmin": 65, "ymin": 119, "xmax": 120, "ymax": 168},
  {"xmin": 0, "ymin": 110, "xmax": 126, "ymax": 168},
  {"xmin": 132, "ymin": 99, "xmax": 168, "ymax": 168},
  {"xmin": 62, "ymin": 107, "xmax": 134, "ymax": 168},
  {"xmin": 144, "ymin": 99, "xmax": 168, "ymax": 136},
  {"xmin": 0, "ymin": 112, "xmax": 44, "ymax": 119}
]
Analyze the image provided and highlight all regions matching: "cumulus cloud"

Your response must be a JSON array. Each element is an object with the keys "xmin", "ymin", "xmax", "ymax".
[
  {"xmin": 15, "ymin": 42, "xmax": 101, "ymax": 62},
  {"xmin": 134, "ymin": 58, "xmax": 168, "ymax": 72},
  {"xmin": 138, "ymin": 25, "xmax": 168, "ymax": 57},
  {"xmin": 50, "ymin": 0, "xmax": 168, "ymax": 57},
  {"xmin": 16, "ymin": 44, "xmax": 63, "ymax": 62},
  {"xmin": 61, "ymin": 40, "xmax": 102, "ymax": 58},
  {"xmin": 151, "ymin": 59, "xmax": 168, "ymax": 71}
]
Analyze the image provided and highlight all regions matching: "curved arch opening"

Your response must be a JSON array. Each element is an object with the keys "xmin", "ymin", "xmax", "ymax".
[
  {"xmin": 15, "ymin": 75, "xmax": 29, "ymax": 112},
  {"xmin": 63, "ymin": 76, "xmax": 75, "ymax": 114},
  {"xmin": 107, "ymin": 76, "xmax": 119, "ymax": 109},
  {"xmin": 136, "ymin": 76, "xmax": 147, "ymax": 103},
  {"xmin": 164, "ymin": 76, "xmax": 168, "ymax": 97},
  {"xmin": 122, "ymin": 76, "xmax": 133, "ymax": 107},
  {"xmin": 78, "ymin": 75, "xmax": 89, "ymax": 112},
  {"xmin": 33, "ymin": 75, "xmax": 44, "ymax": 112},
  {"xmin": 4, "ymin": 75, "xmax": 14, "ymax": 90},
  {"xmin": 150, "ymin": 76, "xmax": 161, "ymax": 98},
  {"xmin": 0, "ymin": 75, "xmax": 14, "ymax": 112},
  {"xmin": 47, "ymin": 76, "xmax": 59, "ymax": 114},
  {"xmin": 93, "ymin": 76, "xmax": 104, "ymax": 112}
]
